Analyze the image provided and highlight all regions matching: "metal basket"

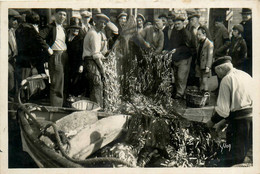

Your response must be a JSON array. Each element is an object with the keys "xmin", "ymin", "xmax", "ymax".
[
  {"xmin": 71, "ymin": 100, "xmax": 101, "ymax": 111},
  {"xmin": 186, "ymin": 90, "xmax": 210, "ymax": 108}
]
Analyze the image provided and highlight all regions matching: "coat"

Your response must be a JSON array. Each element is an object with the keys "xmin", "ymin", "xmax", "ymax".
[
  {"xmin": 228, "ymin": 36, "xmax": 247, "ymax": 70},
  {"xmin": 162, "ymin": 25, "xmax": 174, "ymax": 51},
  {"xmin": 213, "ymin": 24, "xmax": 231, "ymax": 58},
  {"xmin": 241, "ymin": 19, "xmax": 252, "ymax": 59},
  {"xmin": 196, "ymin": 38, "xmax": 214, "ymax": 70},
  {"xmin": 15, "ymin": 23, "xmax": 50, "ymax": 68}
]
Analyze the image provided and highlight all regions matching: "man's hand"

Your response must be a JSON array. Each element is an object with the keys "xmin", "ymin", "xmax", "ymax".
[
  {"xmin": 48, "ymin": 47, "xmax": 53, "ymax": 55},
  {"xmin": 78, "ymin": 65, "xmax": 83, "ymax": 73},
  {"xmin": 171, "ymin": 49, "xmax": 176, "ymax": 54},
  {"xmin": 205, "ymin": 67, "xmax": 210, "ymax": 73},
  {"xmin": 206, "ymin": 119, "xmax": 215, "ymax": 128},
  {"xmin": 215, "ymin": 119, "xmax": 227, "ymax": 132}
]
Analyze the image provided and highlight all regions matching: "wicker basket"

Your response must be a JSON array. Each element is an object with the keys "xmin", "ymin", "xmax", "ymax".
[
  {"xmin": 71, "ymin": 100, "xmax": 101, "ymax": 111},
  {"xmin": 186, "ymin": 90, "xmax": 210, "ymax": 108}
]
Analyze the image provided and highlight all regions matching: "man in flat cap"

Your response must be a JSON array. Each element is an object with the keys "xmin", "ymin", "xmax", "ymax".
[
  {"xmin": 40, "ymin": 8, "xmax": 68, "ymax": 107},
  {"xmin": 136, "ymin": 13, "xmax": 145, "ymax": 33},
  {"xmin": 228, "ymin": 24, "xmax": 247, "ymax": 71},
  {"xmin": 81, "ymin": 13, "xmax": 109, "ymax": 108},
  {"xmin": 162, "ymin": 14, "xmax": 175, "ymax": 51},
  {"xmin": 170, "ymin": 15, "xmax": 192, "ymax": 99},
  {"xmin": 8, "ymin": 9, "xmax": 21, "ymax": 100},
  {"xmin": 117, "ymin": 12, "xmax": 128, "ymax": 34},
  {"xmin": 213, "ymin": 16, "xmax": 231, "ymax": 59},
  {"xmin": 240, "ymin": 8, "xmax": 252, "ymax": 76},
  {"xmin": 81, "ymin": 10, "xmax": 92, "ymax": 36},
  {"xmin": 158, "ymin": 14, "xmax": 168, "ymax": 30},
  {"xmin": 206, "ymin": 56, "xmax": 253, "ymax": 166}
]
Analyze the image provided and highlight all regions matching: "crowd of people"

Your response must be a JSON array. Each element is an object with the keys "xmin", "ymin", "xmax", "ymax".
[
  {"xmin": 8, "ymin": 8, "xmax": 252, "ymax": 107},
  {"xmin": 8, "ymin": 8, "xmax": 254, "ymax": 167}
]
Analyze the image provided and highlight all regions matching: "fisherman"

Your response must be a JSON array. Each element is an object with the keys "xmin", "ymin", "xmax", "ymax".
[
  {"xmin": 162, "ymin": 13, "xmax": 175, "ymax": 51},
  {"xmin": 136, "ymin": 13, "xmax": 145, "ymax": 33},
  {"xmin": 81, "ymin": 10, "xmax": 92, "ymax": 36},
  {"xmin": 81, "ymin": 13, "xmax": 109, "ymax": 108},
  {"xmin": 40, "ymin": 9, "xmax": 68, "ymax": 107},
  {"xmin": 206, "ymin": 56, "xmax": 253, "ymax": 166},
  {"xmin": 170, "ymin": 15, "xmax": 192, "ymax": 99}
]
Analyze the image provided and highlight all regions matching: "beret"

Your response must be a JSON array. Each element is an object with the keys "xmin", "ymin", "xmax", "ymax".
[
  {"xmin": 212, "ymin": 56, "xmax": 232, "ymax": 69},
  {"xmin": 118, "ymin": 12, "xmax": 127, "ymax": 19},
  {"xmin": 233, "ymin": 24, "xmax": 244, "ymax": 33},
  {"xmin": 137, "ymin": 13, "xmax": 146, "ymax": 22}
]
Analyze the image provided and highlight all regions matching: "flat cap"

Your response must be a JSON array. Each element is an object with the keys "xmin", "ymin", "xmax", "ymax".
[
  {"xmin": 233, "ymin": 24, "xmax": 244, "ymax": 33},
  {"xmin": 106, "ymin": 21, "xmax": 119, "ymax": 34},
  {"xmin": 94, "ymin": 13, "xmax": 110, "ymax": 22},
  {"xmin": 137, "ymin": 13, "xmax": 146, "ymax": 22},
  {"xmin": 158, "ymin": 14, "xmax": 167, "ymax": 19},
  {"xmin": 81, "ymin": 10, "xmax": 92, "ymax": 17},
  {"xmin": 188, "ymin": 12, "xmax": 200, "ymax": 20},
  {"xmin": 68, "ymin": 24, "xmax": 82, "ymax": 29},
  {"xmin": 212, "ymin": 56, "xmax": 232, "ymax": 69},
  {"xmin": 118, "ymin": 12, "xmax": 127, "ymax": 19},
  {"xmin": 154, "ymin": 18, "xmax": 164, "ymax": 30},
  {"xmin": 8, "ymin": 9, "xmax": 21, "ymax": 18},
  {"xmin": 174, "ymin": 15, "xmax": 185, "ymax": 21}
]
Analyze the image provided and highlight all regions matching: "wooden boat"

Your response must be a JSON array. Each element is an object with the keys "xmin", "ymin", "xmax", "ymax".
[{"xmin": 16, "ymin": 74, "xmax": 133, "ymax": 168}]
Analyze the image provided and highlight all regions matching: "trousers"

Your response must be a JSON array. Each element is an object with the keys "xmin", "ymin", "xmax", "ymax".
[
  {"xmin": 173, "ymin": 57, "xmax": 192, "ymax": 96},
  {"xmin": 48, "ymin": 51, "xmax": 68, "ymax": 107}
]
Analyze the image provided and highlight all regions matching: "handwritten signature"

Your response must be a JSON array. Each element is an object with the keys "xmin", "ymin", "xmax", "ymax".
[{"xmin": 220, "ymin": 143, "xmax": 231, "ymax": 152}]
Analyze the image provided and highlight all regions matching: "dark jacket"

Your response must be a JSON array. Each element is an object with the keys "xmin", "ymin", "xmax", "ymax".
[
  {"xmin": 66, "ymin": 29, "xmax": 84, "ymax": 71},
  {"xmin": 163, "ymin": 25, "xmax": 174, "ymax": 51},
  {"xmin": 241, "ymin": 18, "xmax": 252, "ymax": 59},
  {"xmin": 171, "ymin": 28, "xmax": 192, "ymax": 61},
  {"xmin": 15, "ymin": 23, "xmax": 49, "ymax": 68},
  {"xmin": 213, "ymin": 24, "xmax": 231, "ymax": 58},
  {"xmin": 40, "ymin": 22, "xmax": 66, "ymax": 48},
  {"xmin": 228, "ymin": 36, "xmax": 247, "ymax": 69}
]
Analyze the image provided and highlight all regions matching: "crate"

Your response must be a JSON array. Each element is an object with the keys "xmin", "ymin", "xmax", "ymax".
[
  {"xmin": 71, "ymin": 100, "xmax": 101, "ymax": 111},
  {"xmin": 186, "ymin": 90, "xmax": 210, "ymax": 108}
]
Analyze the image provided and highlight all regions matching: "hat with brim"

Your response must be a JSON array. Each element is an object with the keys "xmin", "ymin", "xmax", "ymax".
[
  {"xmin": 174, "ymin": 15, "xmax": 185, "ymax": 22},
  {"xmin": 137, "ymin": 13, "xmax": 145, "ymax": 22},
  {"xmin": 8, "ymin": 9, "xmax": 21, "ymax": 18},
  {"xmin": 188, "ymin": 13, "xmax": 200, "ymax": 20},
  {"xmin": 106, "ymin": 21, "xmax": 119, "ymax": 35},
  {"xmin": 241, "ymin": 8, "xmax": 252, "ymax": 14},
  {"xmin": 68, "ymin": 25, "xmax": 82, "ymax": 29},
  {"xmin": 212, "ymin": 56, "xmax": 232, "ymax": 70},
  {"xmin": 118, "ymin": 12, "xmax": 127, "ymax": 19},
  {"xmin": 94, "ymin": 13, "xmax": 110, "ymax": 22},
  {"xmin": 81, "ymin": 10, "xmax": 92, "ymax": 17},
  {"xmin": 233, "ymin": 24, "xmax": 244, "ymax": 33}
]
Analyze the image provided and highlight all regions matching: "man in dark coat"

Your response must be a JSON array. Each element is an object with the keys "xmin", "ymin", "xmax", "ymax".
[
  {"xmin": 162, "ymin": 14, "xmax": 175, "ymax": 51},
  {"xmin": 213, "ymin": 17, "xmax": 231, "ymax": 59},
  {"xmin": 170, "ymin": 15, "xmax": 192, "ymax": 99},
  {"xmin": 240, "ymin": 8, "xmax": 252, "ymax": 76},
  {"xmin": 15, "ymin": 11, "xmax": 52, "ymax": 93},
  {"xmin": 40, "ymin": 9, "xmax": 68, "ymax": 107}
]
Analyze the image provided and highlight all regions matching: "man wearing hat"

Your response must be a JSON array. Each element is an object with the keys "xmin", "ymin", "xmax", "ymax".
[
  {"xmin": 162, "ymin": 13, "xmax": 175, "ymax": 51},
  {"xmin": 206, "ymin": 56, "xmax": 253, "ymax": 166},
  {"xmin": 117, "ymin": 12, "xmax": 128, "ymax": 34},
  {"xmin": 136, "ymin": 13, "xmax": 145, "ymax": 33},
  {"xmin": 228, "ymin": 24, "xmax": 247, "ymax": 71},
  {"xmin": 213, "ymin": 16, "xmax": 231, "ymax": 59},
  {"xmin": 40, "ymin": 8, "xmax": 68, "ymax": 107},
  {"xmin": 66, "ymin": 23, "xmax": 85, "ymax": 96},
  {"xmin": 81, "ymin": 10, "xmax": 92, "ymax": 36},
  {"xmin": 170, "ymin": 15, "xmax": 192, "ymax": 99},
  {"xmin": 158, "ymin": 14, "xmax": 168, "ymax": 30},
  {"xmin": 240, "ymin": 8, "xmax": 252, "ymax": 76},
  {"xmin": 8, "ymin": 9, "xmax": 21, "ymax": 100},
  {"xmin": 81, "ymin": 13, "xmax": 109, "ymax": 108}
]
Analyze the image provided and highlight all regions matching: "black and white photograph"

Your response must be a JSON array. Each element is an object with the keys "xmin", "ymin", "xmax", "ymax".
[{"xmin": 2, "ymin": 0, "xmax": 260, "ymax": 173}]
